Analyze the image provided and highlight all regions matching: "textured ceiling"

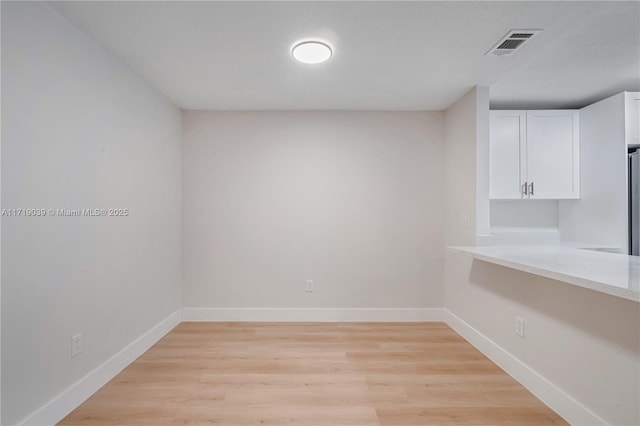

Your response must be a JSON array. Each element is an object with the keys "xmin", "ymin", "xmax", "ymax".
[{"xmin": 51, "ymin": 1, "xmax": 640, "ymax": 110}]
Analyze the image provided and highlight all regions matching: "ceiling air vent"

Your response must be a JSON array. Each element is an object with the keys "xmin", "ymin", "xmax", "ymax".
[{"xmin": 486, "ymin": 30, "xmax": 542, "ymax": 56}]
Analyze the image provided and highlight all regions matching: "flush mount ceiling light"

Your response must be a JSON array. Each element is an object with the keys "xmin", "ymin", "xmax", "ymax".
[{"xmin": 292, "ymin": 41, "xmax": 333, "ymax": 64}]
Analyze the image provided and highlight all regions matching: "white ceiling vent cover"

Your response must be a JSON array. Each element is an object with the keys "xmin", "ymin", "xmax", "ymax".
[{"xmin": 486, "ymin": 30, "xmax": 542, "ymax": 56}]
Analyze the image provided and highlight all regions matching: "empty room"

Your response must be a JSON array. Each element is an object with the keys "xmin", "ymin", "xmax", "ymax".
[{"xmin": 1, "ymin": 1, "xmax": 639, "ymax": 425}]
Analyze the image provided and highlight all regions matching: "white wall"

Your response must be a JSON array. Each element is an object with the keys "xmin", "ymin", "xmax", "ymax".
[
  {"xmin": 1, "ymin": 3, "xmax": 182, "ymax": 424},
  {"xmin": 182, "ymin": 111, "xmax": 444, "ymax": 312},
  {"xmin": 444, "ymin": 88, "xmax": 483, "ymax": 247},
  {"xmin": 559, "ymin": 93, "xmax": 628, "ymax": 252},
  {"xmin": 0, "ymin": 2, "xmax": 3, "ymax": 421},
  {"xmin": 441, "ymin": 85, "xmax": 490, "ymax": 246},
  {"xmin": 491, "ymin": 200, "xmax": 559, "ymax": 229},
  {"xmin": 445, "ymin": 88, "xmax": 640, "ymax": 425},
  {"xmin": 475, "ymin": 88, "xmax": 491, "ymax": 242},
  {"xmin": 490, "ymin": 199, "xmax": 560, "ymax": 245}
]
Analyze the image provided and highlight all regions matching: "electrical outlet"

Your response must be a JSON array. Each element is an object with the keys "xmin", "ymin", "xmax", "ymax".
[
  {"xmin": 71, "ymin": 333, "xmax": 82, "ymax": 357},
  {"xmin": 515, "ymin": 317, "xmax": 525, "ymax": 338},
  {"xmin": 306, "ymin": 280, "xmax": 314, "ymax": 292}
]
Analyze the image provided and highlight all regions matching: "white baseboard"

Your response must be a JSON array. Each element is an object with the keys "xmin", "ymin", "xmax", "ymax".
[
  {"xmin": 18, "ymin": 310, "xmax": 182, "ymax": 426},
  {"xmin": 182, "ymin": 307, "xmax": 444, "ymax": 322},
  {"xmin": 444, "ymin": 309, "xmax": 605, "ymax": 426}
]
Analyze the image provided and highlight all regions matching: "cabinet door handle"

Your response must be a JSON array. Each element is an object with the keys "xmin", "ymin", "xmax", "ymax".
[
  {"xmin": 529, "ymin": 182, "xmax": 534, "ymax": 196},
  {"xmin": 522, "ymin": 182, "xmax": 528, "ymax": 196}
]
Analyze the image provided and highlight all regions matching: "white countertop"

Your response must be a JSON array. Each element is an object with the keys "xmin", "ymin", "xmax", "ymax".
[{"xmin": 449, "ymin": 245, "xmax": 640, "ymax": 302}]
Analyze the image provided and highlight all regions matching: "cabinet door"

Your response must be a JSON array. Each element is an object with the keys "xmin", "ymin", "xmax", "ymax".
[
  {"xmin": 526, "ymin": 110, "xmax": 579, "ymax": 199},
  {"xmin": 489, "ymin": 111, "xmax": 526, "ymax": 199},
  {"xmin": 626, "ymin": 92, "xmax": 640, "ymax": 145}
]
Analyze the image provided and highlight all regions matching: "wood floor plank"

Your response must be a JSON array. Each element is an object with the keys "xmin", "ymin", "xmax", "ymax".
[
  {"xmin": 171, "ymin": 405, "xmax": 381, "ymax": 425},
  {"xmin": 58, "ymin": 322, "xmax": 567, "ymax": 426},
  {"xmin": 376, "ymin": 406, "xmax": 567, "ymax": 425}
]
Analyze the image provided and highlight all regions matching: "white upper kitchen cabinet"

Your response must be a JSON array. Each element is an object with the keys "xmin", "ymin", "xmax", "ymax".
[
  {"xmin": 558, "ymin": 92, "xmax": 639, "ymax": 255},
  {"xmin": 490, "ymin": 110, "xmax": 579, "ymax": 200},
  {"xmin": 526, "ymin": 110, "xmax": 580, "ymax": 199},
  {"xmin": 626, "ymin": 92, "xmax": 640, "ymax": 146}
]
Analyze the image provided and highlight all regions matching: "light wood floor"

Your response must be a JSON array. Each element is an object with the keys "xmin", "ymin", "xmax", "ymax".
[{"xmin": 59, "ymin": 322, "xmax": 567, "ymax": 425}]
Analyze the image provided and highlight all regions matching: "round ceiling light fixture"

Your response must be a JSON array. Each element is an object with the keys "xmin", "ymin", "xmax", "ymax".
[{"xmin": 291, "ymin": 40, "xmax": 333, "ymax": 64}]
